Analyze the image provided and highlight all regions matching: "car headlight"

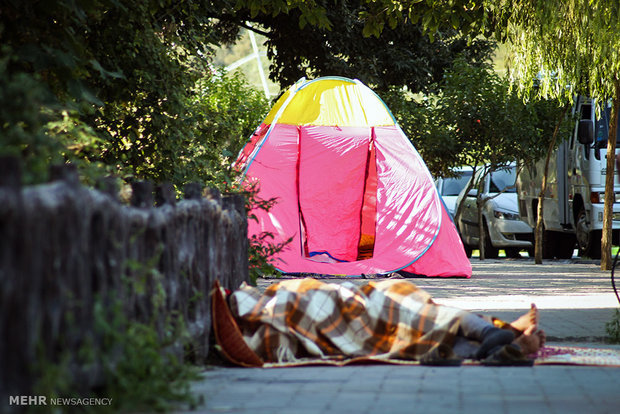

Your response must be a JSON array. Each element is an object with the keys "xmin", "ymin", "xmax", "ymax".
[{"xmin": 493, "ymin": 210, "xmax": 520, "ymax": 220}]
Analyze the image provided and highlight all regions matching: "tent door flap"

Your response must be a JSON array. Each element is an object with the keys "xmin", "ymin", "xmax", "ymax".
[{"xmin": 297, "ymin": 126, "xmax": 377, "ymax": 262}]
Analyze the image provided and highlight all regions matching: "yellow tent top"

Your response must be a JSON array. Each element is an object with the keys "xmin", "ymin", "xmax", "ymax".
[{"xmin": 263, "ymin": 77, "xmax": 396, "ymax": 127}]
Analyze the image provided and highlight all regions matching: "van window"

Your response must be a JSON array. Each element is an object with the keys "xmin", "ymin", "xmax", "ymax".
[
  {"xmin": 580, "ymin": 104, "xmax": 592, "ymax": 120},
  {"xmin": 571, "ymin": 103, "xmax": 592, "ymax": 150},
  {"xmin": 595, "ymin": 106, "xmax": 620, "ymax": 146}
]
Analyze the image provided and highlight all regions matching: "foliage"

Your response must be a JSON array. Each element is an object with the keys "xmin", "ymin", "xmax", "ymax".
[
  {"xmin": 233, "ymin": 0, "xmax": 333, "ymax": 30},
  {"xmin": 1, "ymin": 0, "xmax": 279, "ymax": 346},
  {"xmin": 32, "ymin": 252, "xmax": 201, "ymax": 412},
  {"xmin": 248, "ymin": 231, "xmax": 291, "ymax": 283},
  {"xmin": 227, "ymin": 0, "xmax": 619, "ymax": 118},
  {"xmin": 496, "ymin": 0, "xmax": 620, "ymax": 269},
  {"xmin": 439, "ymin": 59, "xmax": 526, "ymax": 167},
  {"xmin": 389, "ymin": 56, "xmax": 560, "ymax": 178},
  {"xmin": 0, "ymin": 0, "xmax": 267, "ymax": 188},
  {"xmin": 31, "ymin": 347, "xmax": 74, "ymax": 412},
  {"xmin": 360, "ymin": 0, "xmax": 496, "ymax": 39},
  {"xmin": 224, "ymin": 179, "xmax": 292, "ymax": 284},
  {"xmin": 439, "ymin": 58, "xmax": 555, "ymax": 213},
  {"xmin": 219, "ymin": 0, "xmax": 495, "ymax": 95},
  {"xmin": 230, "ymin": 0, "xmax": 496, "ymax": 40},
  {"xmin": 185, "ymin": 69, "xmax": 269, "ymax": 188},
  {"xmin": 382, "ymin": 89, "xmax": 461, "ymax": 178},
  {"xmin": 227, "ymin": 0, "xmax": 618, "ymax": 107},
  {"xmin": 440, "ymin": 58, "xmax": 569, "ymax": 258},
  {"xmin": 218, "ymin": 0, "xmax": 495, "ymax": 178},
  {"xmin": 0, "ymin": 47, "xmax": 65, "ymax": 183},
  {"xmin": 447, "ymin": 58, "xmax": 567, "ymax": 170},
  {"xmin": 93, "ymin": 299, "xmax": 199, "ymax": 412},
  {"xmin": 503, "ymin": 0, "xmax": 620, "ymax": 105}
]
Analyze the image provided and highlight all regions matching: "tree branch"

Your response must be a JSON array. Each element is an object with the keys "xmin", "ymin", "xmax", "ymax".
[{"xmin": 239, "ymin": 21, "xmax": 272, "ymax": 37}]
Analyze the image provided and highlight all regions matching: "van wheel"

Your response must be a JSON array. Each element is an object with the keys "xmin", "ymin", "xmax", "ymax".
[
  {"xmin": 576, "ymin": 208, "xmax": 601, "ymax": 259},
  {"xmin": 554, "ymin": 234, "xmax": 576, "ymax": 259},
  {"xmin": 542, "ymin": 228, "xmax": 555, "ymax": 259}
]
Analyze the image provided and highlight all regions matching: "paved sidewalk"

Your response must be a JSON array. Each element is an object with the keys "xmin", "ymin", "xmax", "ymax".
[{"xmin": 179, "ymin": 259, "xmax": 620, "ymax": 414}]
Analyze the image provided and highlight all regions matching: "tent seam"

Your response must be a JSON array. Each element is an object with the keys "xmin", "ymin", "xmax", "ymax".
[{"xmin": 242, "ymin": 77, "xmax": 307, "ymax": 177}]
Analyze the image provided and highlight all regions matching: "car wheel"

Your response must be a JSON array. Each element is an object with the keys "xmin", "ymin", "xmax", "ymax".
[
  {"xmin": 483, "ymin": 220, "xmax": 499, "ymax": 259},
  {"xmin": 505, "ymin": 247, "xmax": 521, "ymax": 258},
  {"xmin": 463, "ymin": 244, "xmax": 473, "ymax": 258}
]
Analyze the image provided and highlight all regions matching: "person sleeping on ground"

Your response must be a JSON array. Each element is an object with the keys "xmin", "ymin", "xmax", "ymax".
[{"xmin": 227, "ymin": 278, "xmax": 546, "ymax": 364}]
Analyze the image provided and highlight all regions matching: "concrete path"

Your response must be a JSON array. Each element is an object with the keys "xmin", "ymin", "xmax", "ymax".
[{"xmin": 179, "ymin": 259, "xmax": 620, "ymax": 414}]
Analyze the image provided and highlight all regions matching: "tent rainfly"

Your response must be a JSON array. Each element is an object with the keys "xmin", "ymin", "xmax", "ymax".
[{"xmin": 235, "ymin": 77, "xmax": 472, "ymax": 278}]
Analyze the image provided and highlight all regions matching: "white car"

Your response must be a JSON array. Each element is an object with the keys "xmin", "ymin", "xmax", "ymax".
[
  {"xmin": 435, "ymin": 167, "xmax": 474, "ymax": 217},
  {"xmin": 455, "ymin": 165, "xmax": 533, "ymax": 258}
]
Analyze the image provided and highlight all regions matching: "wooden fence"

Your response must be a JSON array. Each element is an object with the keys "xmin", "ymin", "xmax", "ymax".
[{"xmin": 0, "ymin": 157, "xmax": 249, "ymax": 402}]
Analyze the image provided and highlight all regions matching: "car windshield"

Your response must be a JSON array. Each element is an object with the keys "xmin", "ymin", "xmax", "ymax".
[
  {"xmin": 489, "ymin": 167, "xmax": 516, "ymax": 193},
  {"xmin": 441, "ymin": 171, "xmax": 473, "ymax": 196}
]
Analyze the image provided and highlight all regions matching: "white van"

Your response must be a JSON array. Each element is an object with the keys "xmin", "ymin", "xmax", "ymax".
[{"xmin": 517, "ymin": 96, "xmax": 620, "ymax": 259}]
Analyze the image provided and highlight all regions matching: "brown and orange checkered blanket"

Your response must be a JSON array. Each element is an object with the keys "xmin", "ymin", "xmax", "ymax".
[
  {"xmin": 215, "ymin": 278, "xmax": 620, "ymax": 367},
  {"xmin": 228, "ymin": 278, "xmax": 466, "ymax": 364}
]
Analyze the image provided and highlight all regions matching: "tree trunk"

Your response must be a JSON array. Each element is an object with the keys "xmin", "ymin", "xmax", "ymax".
[
  {"xmin": 476, "ymin": 176, "xmax": 487, "ymax": 260},
  {"xmin": 601, "ymin": 79, "xmax": 620, "ymax": 270},
  {"xmin": 535, "ymin": 104, "xmax": 570, "ymax": 264},
  {"xmin": 477, "ymin": 196, "xmax": 486, "ymax": 260},
  {"xmin": 453, "ymin": 165, "xmax": 478, "ymax": 227}
]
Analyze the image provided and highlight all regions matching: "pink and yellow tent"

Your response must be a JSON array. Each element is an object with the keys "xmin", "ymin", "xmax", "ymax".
[{"xmin": 236, "ymin": 77, "xmax": 471, "ymax": 277}]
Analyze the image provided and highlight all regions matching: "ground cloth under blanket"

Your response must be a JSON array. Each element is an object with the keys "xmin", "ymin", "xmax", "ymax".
[{"xmin": 212, "ymin": 278, "xmax": 620, "ymax": 367}]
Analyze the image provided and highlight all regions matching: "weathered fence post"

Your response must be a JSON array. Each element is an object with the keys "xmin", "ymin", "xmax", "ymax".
[
  {"xmin": 96, "ymin": 176, "xmax": 120, "ymax": 201},
  {"xmin": 49, "ymin": 163, "xmax": 80, "ymax": 185},
  {"xmin": 0, "ymin": 162, "xmax": 250, "ymax": 404},
  {"xmin": 184, "ymin": 182, "xmax": 203, "ymax": 200},
  {"xmin": 0, "ymin": 156, "xmax": 22, "ymax": 189},
  {"xmin": 156, "ymin": 182, "xmax": 176, "ymax": 206},
  {"xmin": 0, "ymin": 156, "xmax": 27, "ymax": 405},
  {"xmin": 131, "ymin": 180, "xmax": 154, "ymax": 208}
]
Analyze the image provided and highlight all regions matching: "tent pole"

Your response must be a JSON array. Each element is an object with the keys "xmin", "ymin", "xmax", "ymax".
[{"xmin": 248, "ymin": 28, "xmax": 270, "ymax": 99}]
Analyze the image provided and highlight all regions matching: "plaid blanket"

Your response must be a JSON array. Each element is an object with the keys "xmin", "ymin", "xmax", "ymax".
[{"xmin": 229, "ymin": 278, "xmax": 465, "ymax": 363}]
